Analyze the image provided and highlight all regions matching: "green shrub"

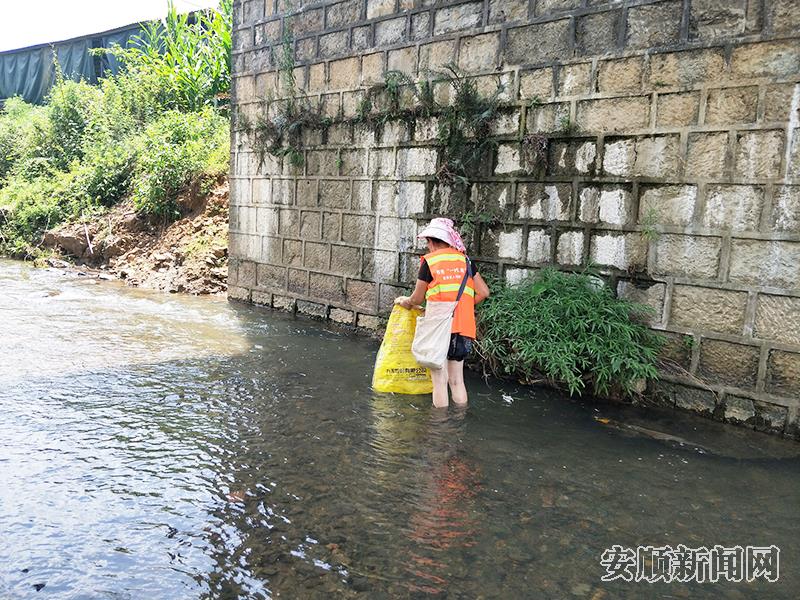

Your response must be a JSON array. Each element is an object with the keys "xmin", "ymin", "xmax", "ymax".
[
  {"xmin": 129, "ymin": 109, "xmax": 229, "ymax": 218},
  {"xmin": 46, "ymin": 79, "xmax": 102, "ymax": 170},
  {"xmin": 476, "ymin": 269, "xmax": 665, "ymax": 396}
]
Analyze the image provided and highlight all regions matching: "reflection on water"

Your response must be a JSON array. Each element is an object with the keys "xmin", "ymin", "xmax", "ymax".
[{"xmin": 0, "ymin": 259, "xmax": 798, "ymax": 599}]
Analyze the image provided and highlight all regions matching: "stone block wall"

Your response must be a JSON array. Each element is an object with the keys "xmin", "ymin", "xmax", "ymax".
[{"xmin": 229, "ymin": 0, "xmax": 800, "ymax": 439}]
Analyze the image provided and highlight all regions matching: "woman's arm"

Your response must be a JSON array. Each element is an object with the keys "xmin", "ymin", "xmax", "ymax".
[
  {"xmin": 473, "ymin": 273, "xmax": 490, "ymax": 305},
  {"xmin": 395, "ymin": 279, "xmax": 428, "ymax": 309}
]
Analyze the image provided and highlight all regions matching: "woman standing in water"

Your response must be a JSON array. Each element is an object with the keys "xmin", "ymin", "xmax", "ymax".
[{"xmin": 395, "ymin": 218, "xmax": 490, "ymax": 409}]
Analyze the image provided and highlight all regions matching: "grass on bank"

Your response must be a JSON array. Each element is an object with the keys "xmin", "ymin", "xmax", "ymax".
[{"xmin": 0, "ymin": 0, "xmax": 232, "ymax": 258}]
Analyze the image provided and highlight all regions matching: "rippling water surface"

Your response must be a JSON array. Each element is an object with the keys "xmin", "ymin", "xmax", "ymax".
[{"xmin": 1, "ymin": 259, "xmax": 798, "ymax": 599}]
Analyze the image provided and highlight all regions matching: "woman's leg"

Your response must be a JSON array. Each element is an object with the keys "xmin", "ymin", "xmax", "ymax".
[
  {"xmin": 430, "ymin": 365, "xmax": 450, "ymax": 408},
  {"xmin": 447, "ymin": 360, "xmax": 468, "ymax": 406}
]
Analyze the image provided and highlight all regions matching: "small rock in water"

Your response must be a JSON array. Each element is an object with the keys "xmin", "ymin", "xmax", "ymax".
[
  {"xmin": 502, "ymin": 394, "xmax": 514, "ymax": 404},
  {"xmin": 33, "ymin": 583, "xmax": 46, "ymax": 592}
]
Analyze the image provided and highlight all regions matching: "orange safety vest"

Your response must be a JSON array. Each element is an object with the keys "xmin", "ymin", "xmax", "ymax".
[{"xmin": 422, "ymin": 248, "xmax": 476, "ymax": 339}]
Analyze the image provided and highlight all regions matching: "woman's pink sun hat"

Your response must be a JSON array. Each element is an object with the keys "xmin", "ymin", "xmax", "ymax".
[{"xmin": 417, "ymin": 218, "xmax": 467, "ymax": 253}]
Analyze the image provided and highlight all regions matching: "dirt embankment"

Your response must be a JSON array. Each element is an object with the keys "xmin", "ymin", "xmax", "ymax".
[{"xmin": 43, "ymin": 180, "xmax": 229, "ymax": 295}]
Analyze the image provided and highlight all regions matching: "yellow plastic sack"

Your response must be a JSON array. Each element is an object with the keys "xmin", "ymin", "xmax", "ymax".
[{"xmin": 372, "ymin": 305, "xmax": 433, "ymax": 394}]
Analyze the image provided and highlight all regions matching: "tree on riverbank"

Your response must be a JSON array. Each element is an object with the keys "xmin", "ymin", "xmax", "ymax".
[{"xmin": 0, "ymin": 0, "xmax": 232, "ymax": 258}]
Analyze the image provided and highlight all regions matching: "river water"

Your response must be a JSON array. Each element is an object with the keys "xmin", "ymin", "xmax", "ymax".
[{"xmin": 0, "ymin": 258, "xmax": 798, "ymax": 599}]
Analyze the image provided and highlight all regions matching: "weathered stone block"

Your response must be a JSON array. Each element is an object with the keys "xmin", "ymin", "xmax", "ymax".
[
  {"xmin": 658, "ymin": 332, "xmax": 693, "ymax": 371},
  {"xmin": 755, "ymin": 294, "xmax": 800, "ymax": 345},
  {"xmin": 557, "ymin": 230, "xmax": 584, "ymax": 265},
  {"xmin": 300, "ymin": 211, "xmax": 321, "ymax": 239},
  {"xmin": 702, "ymin": 185, "xmax": 763, "ymax": 231},
  {"xmin": 655, "ymin": 234, "xmax": 721, "ymax": 279},
  {"xmin": 270, "ymin": 179, "xmax": 294, "ymax": 205},
  {"xmin": 323, "ymin": 212, "xmax": 342, "ymax": 242},
  {"xmin": 309, "ymin": 272, "xmax": 346, "ymax": 303},
  {"xmin": 597, "ymin": 57, "xmax": 643, "ymax": 93},
  {"xmin": 576, "ymin": 97, "xmax": 650, "ymax": 133},
  {"xmin": 689, "ymin": 0, "xmax": 746, "ymax": 39},
  {"xmin": 308, "ymin": 63, "xmax": 326, "ymax": 92},
  {"xmin": 527, "ymin": 229, "xmax": 552, "ymax": 263},
  {"xmin": 706, "ymin": 87, "xmax": 758, "ymax": 125},
  {"xmin": 261, "ymin": 236, "xmax": 282, "ymax": 264},
  {"xmin": 292, "ymin": 7, "xmax": 323, "ymax": 36},
  {"xmin": 536, "ymin": 0, "xmax": 581, "ymax": 15},
  {"xmin": 307, "ymin": 150, "xmax": 339, "ymax": 176},
  {"xmin": 228, "ymin": 285, "xmax": 251, "ymax": 301},
  {"xmin": 377, "ymin": 216, "xmax": 416, "ymax": 251},
  {"xmin": 731, "ymin": 41, "xmax": 800, "ymax": 79},
  {"xmin": 287, "ymin": 268, "xmax": 308, "ymax": 294},
  {"xmin": 527, "ymin": 102, "xmax": 571, "ymax": 134},
  {"xmin": 410, "ymin": 12, "xmax": 430, "ymax": 40},
  {"xmin": 495, "ymin": 144, "xmax": 521, "ymax": 174},
  {"xmin": 419, "ymin": 40, "xmax": 455, "ymax": 73},
  {"xmin": 659, "ymin": 382, "xmax": 718, "ymax": 416},
  {"xmin": 518, "ymin": 183, "xmax": 572, "ymax": 220},
  {"xmin": 434, "ymin": 2, "xmax": 483, "ymax": 35},
  {"xmin": 506, "ymin": 19, "xmax": 572, "ymax": 65},
  {"xmin": 670, "ymin": 285, "xmax": 748, "ymax": 334},
  {"xmin": 304, "ymin": 241, "xmax": 330, "ymax": 270},
  {"xmin": 347, "ymin": 279, "xmax": 378, "ymax": 311},
  {"xmin": 648, "ymin": 49, "xmax": 725, "ymax": 88},
  {"xmin": 634, "ymin": 135, "xmax": 681, "ymax": 178},
  {"xmin": 327, "ymin": 0, "xmax": 361, "ymax": 28},
  {"xmin": 579, "ymin": 185, "xmax": 633, "ymax": 225},
  {"xmin": 363, "ymin": 248, "xmax": 397, "ymax": 281},
  {"xmin": 283, "ymin": 239, "xmax": 303, "ymax": 266},
  {"xmin": 251, "ymin": 290, "xmax": 272, "ymax": 306},
  {"xmin": 329, "ymin": 57, "xmax": 359, "ymax": 89},
  {"xmin": 767, "ymin": 0, "xmax": 800, "ymax": 34},
  {"xmin": 319, "ymin": 30, "xmax": 349, "ymax": 58},
  {"xmin": 638, "ymin": 185, "xmax": 697, "ymax": 226},
  {"xmin": 723, "ymin": 395, "xmax": 756, "ymax": 427},
  {"xmin": 361, "ymin": 52, "xmax": 384, "ymax": 85},
  {"xmin": 548, "ymin": 139, "xmax": 597, "ymax": 176},
  {"xmin": 626, "ymin": 1, "xmax": 682, "ymax": 49},
  {"xmin": 686, "ymin": 132, "xmax": 729, "ymax": 179},
  {"xmin": 294, "ymin": 180, "xmax": 316, "ymax": 208},
  {"xmin": 771, "ymin": 186, "xmax": 800, "ymax": 232},
  {"xmin": 367, "ymin": 0, "xmax": 394, "ymax": 20},
  {"xmin": 496, "ymin": 228, "xmax": 524, "ymax": 260},
  {"xmin": 698, "ymin": 339, "xmax": 759, "ymax": 388},
  {"xmin": 396, "ymin": 147, "xmax": 437, "ymax": 177},
  {"xmin": 279, "ymin": 209, "xmax": 300, "ymax": 237},
  {"xmin": 342, "ymin": 215, "xmax": 375, "ymax": 245},
  {"xmin": 368, "ymin": 148, "xmax": 395, "ymax": 177},
  {"xmin": 729, "ymin": 240, "xmax": 800, "ymax": 289},
  {"xmin": 351, "ymin": 181, "xmax": 372, "ymax": 212},
  {"xmin": 602, "ymin": 138, "xmax": 636, "ymax": 176},
  {"xmin": 590, "ymin": 232, "xmax": 647, "ymax": 270},
  {"xmin": 319, "ymin": 180, "xmax": 351, "ymax": 209},
  {"xmin": 754, "ymin": 401, "xmax": 788, "ymax": 435},
  {"xmin": 617, "ymin": 280, "xmax": 665, "ymax": 325},
  {"xmin": 375, "ymin": 16, "xmax": 406, "ymax": 46},
  {"xmin": 557, "ymin": 63, "xmax": 592, "ymax": 96},
  {"xmin": 297, "ymin": 300, "xmax": 327, "ymax": 319},
  {"xmin": 519, "ymin": 68, "xmax": 554, "ymax": 101},
  {"xmin": 330, "ymin": 308, "xmax": 355, "ymax": 325},
  {"xmin": 489, "ymin": 0, "xmax": 528, "ymax": 24},
  {"xmin": 766, "ymin": 350, "xmax": 800, "ymax": 397},
  {"xmin": 272, "ymin": 295, "xmax": 296, "ymax": 312},
  {"xmin": 656, "ymin": 92, "xmax": 700, "ymax": 127},
  {"xmin": 576, "ymin": 9, "xmax": 621, "ymax": 56},
  {"xmin": 330, "ymin": 244, "xmax": 361, "ymax": 277},
  {"xmin": 459, "ymin": 32, "xmax": 500, "ymax": 72},
  {"xmin": 763, "ymin": 84, "xmax": 798, "ymax": 122}
]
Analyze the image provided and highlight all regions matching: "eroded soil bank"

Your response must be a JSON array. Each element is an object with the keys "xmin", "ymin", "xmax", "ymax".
[{"xmin": 41, "ymin": 181, "xmax": 228, "ymax": 295}]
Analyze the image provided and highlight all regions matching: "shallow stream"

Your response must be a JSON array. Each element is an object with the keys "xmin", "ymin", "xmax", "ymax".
[{"xmin": 0, "ymin": 259, "xmax": 798, "ymax": 599}]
